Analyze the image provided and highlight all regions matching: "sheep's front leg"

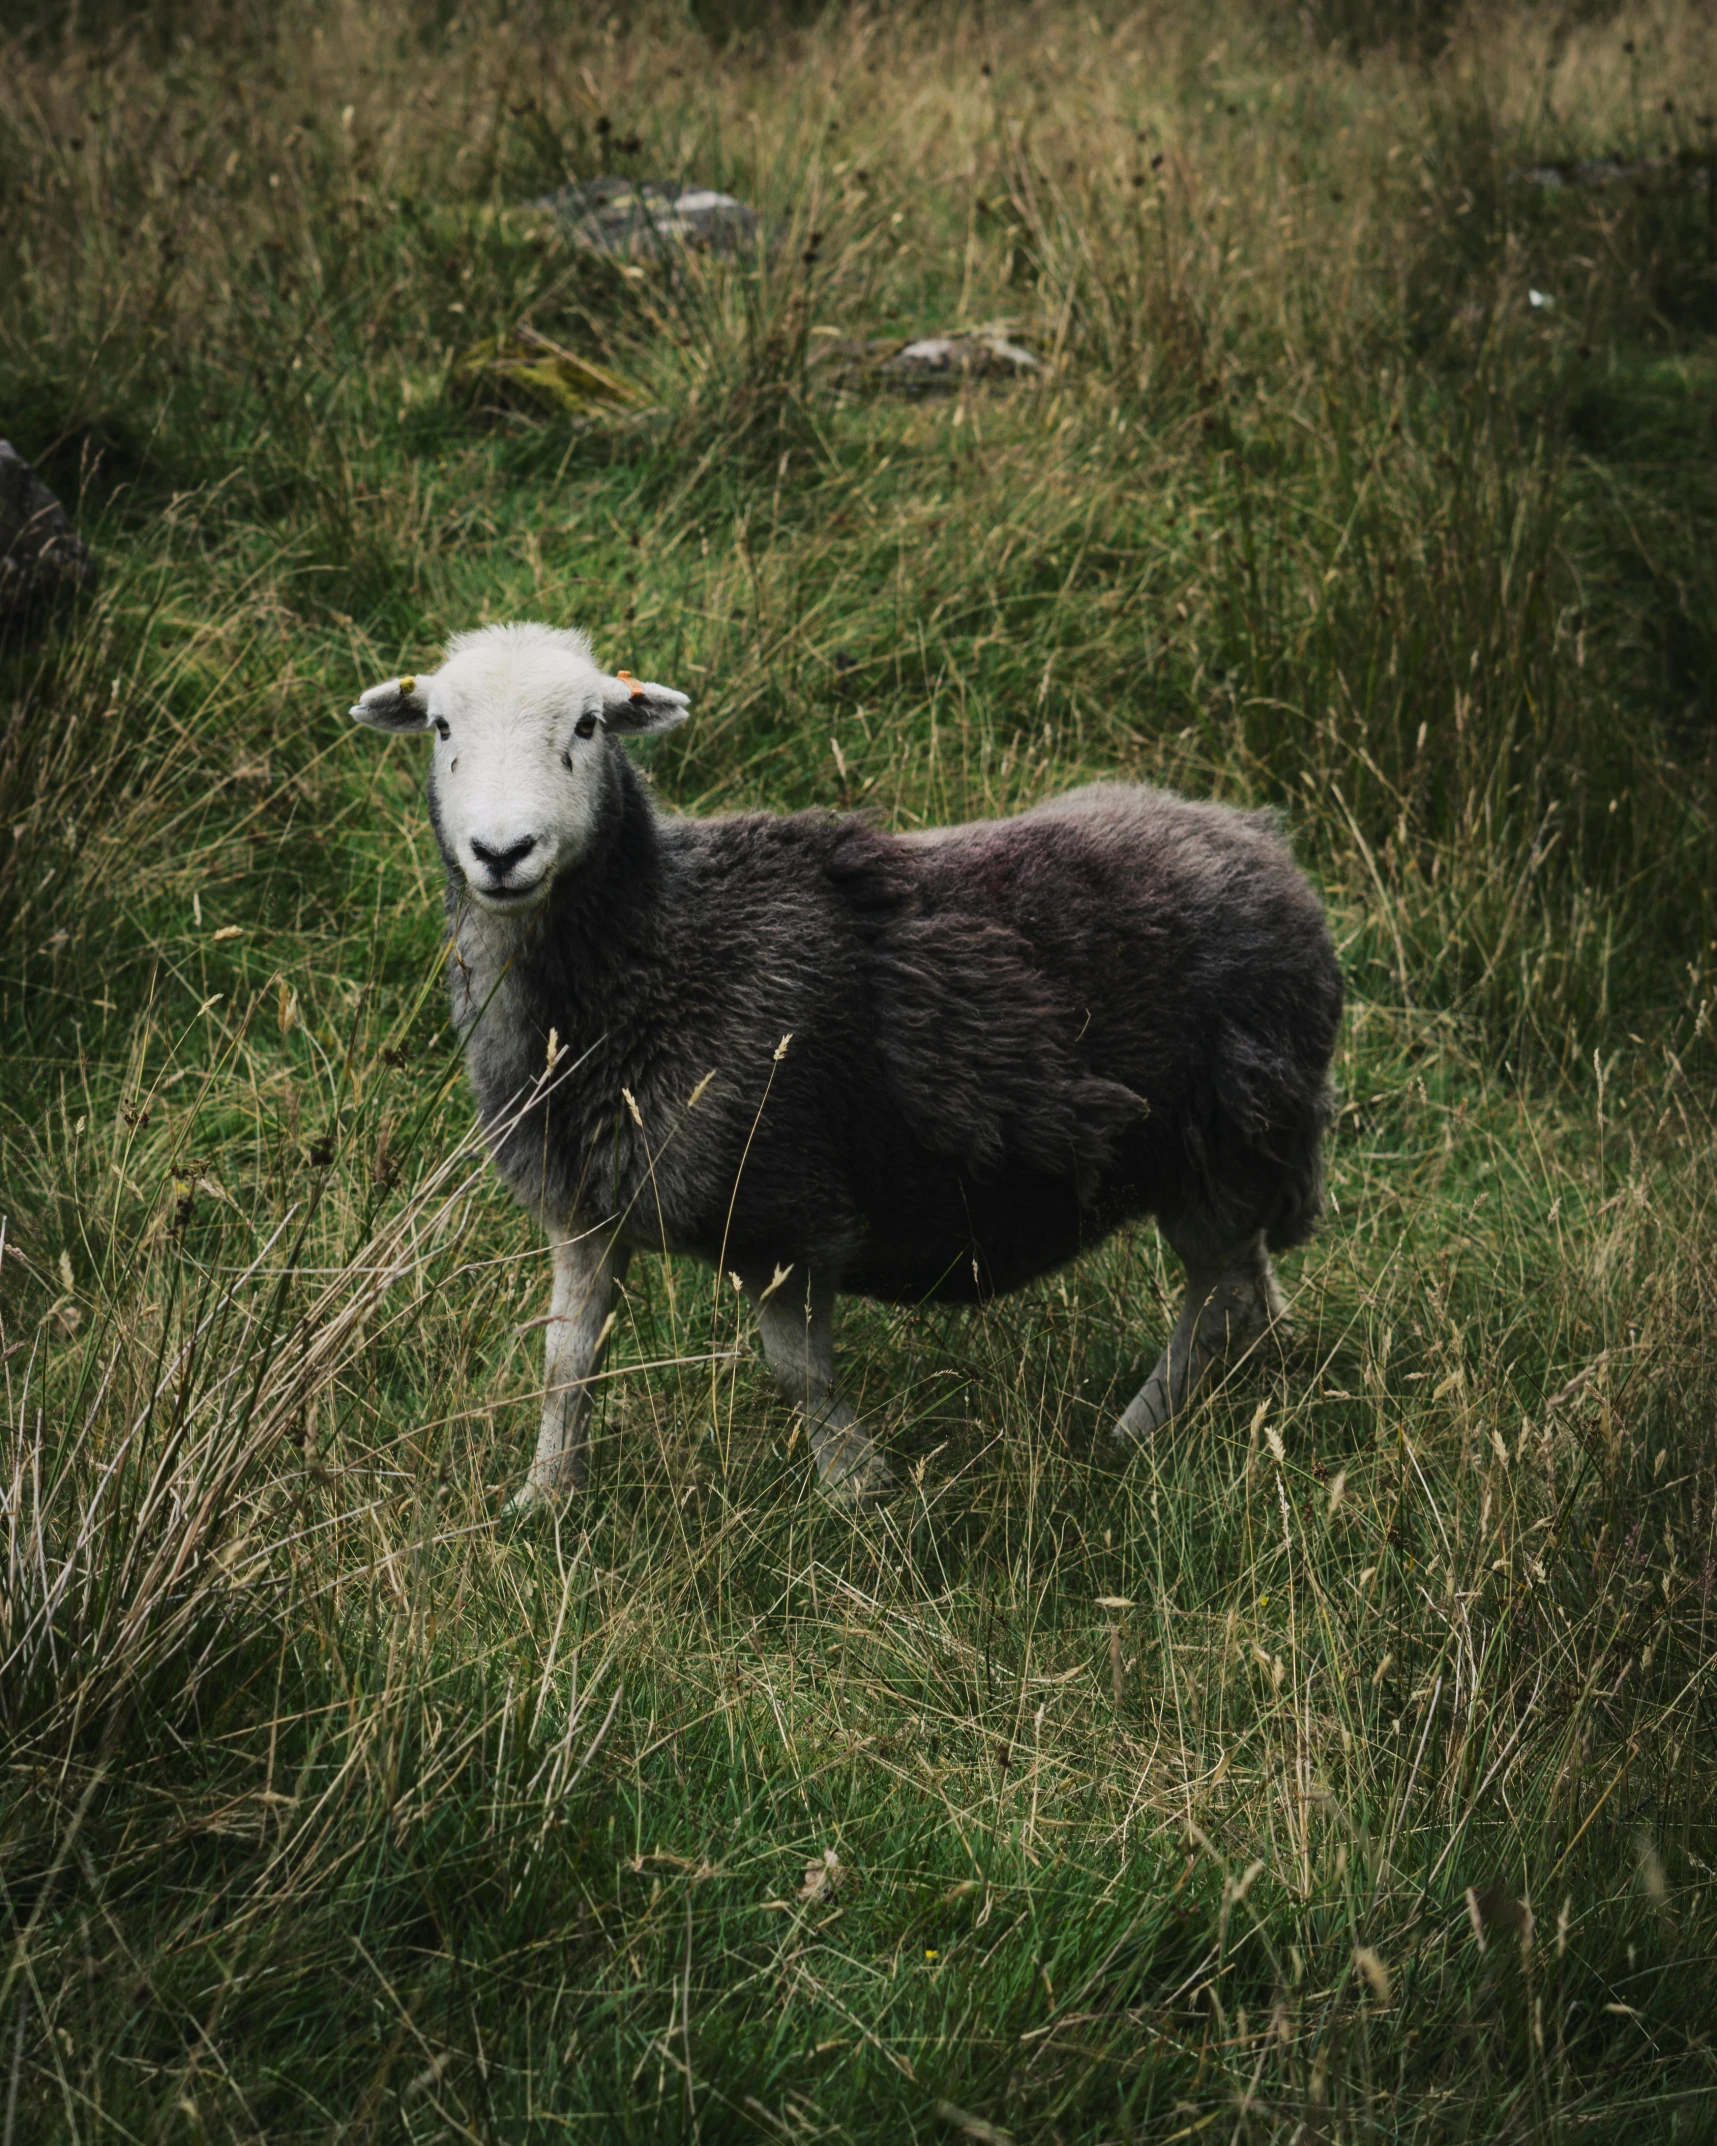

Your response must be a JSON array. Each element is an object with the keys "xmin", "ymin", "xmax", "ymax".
[
  {"xmin": 749, "ymin": 1271, "xmax": 892, "ymax": 1502},
  {"xmin": 508, "ymin": 1228, "xmax": 630, "ymax": 1512},
  {"xmin": 1114, "ymin": 1230, "xmax": 1284, "ymax": 1444}
]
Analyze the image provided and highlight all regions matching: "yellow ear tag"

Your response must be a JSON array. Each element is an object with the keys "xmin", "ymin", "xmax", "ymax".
[
  {"xmin": 398, "ymin": 675, "xmax": 417, "ymax": 697},
  {"xmin": 615, "ymin": 668, "xmax": 645, "ymax": 700}
]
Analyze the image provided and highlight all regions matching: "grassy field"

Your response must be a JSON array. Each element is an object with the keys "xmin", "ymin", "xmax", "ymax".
[{"xmin": 3, "ymin": 0, "xmax": 1717, "ymax": 2137}]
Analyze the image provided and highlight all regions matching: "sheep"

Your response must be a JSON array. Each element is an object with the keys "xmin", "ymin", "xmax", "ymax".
[{"xmin": 351, "ymin": 621, "xmax": 1343, "ymax": 1509}]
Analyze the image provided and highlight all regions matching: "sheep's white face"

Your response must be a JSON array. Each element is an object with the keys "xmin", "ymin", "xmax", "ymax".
[{"xmin": 350, "ymin": 623, "xmax": 688, "ymax": 915}]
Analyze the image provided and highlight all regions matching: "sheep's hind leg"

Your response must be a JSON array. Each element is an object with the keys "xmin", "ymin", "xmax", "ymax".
[
  {"xmin": 750, "ymin": 1271, "xmax": 893, "ymax": 1503},
  {"xmin": 508, "ymin": 1229, "xmax": 630, "ymax": 1513},
  {"xmin": 1113, "ymin": 1229, "xmax": 1284, "ymax": 1444}
]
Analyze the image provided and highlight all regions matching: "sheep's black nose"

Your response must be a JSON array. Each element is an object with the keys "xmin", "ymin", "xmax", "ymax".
[{"xmin": 470, "ymin": 834, "xmax": 538, "ymax": 879}]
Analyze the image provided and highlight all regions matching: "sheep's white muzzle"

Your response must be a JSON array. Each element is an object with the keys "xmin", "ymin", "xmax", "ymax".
[
  {"xmin": 468, "ymin": 877, "xmax": 546, "ymax": 915},
  {"xmin": 466, "ymin": 862, "xmax": 550, "ymax": 914},
  {"xmin": 465, "ymin": 831, "xmax": 549, "ymax": 912}
]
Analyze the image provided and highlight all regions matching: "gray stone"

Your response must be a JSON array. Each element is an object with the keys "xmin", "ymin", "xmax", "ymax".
[
  {"xmin": 533, "ymin": 177, "xmax": 763, "ymax": 259},
  {"xmin": 880, "ymin": 330, "xmax": 1039, "ymax": 384},
  {"xmin": 0, "ymin": 442, "xmax": 97, "ymax": 619},
  {"xmin": 809, "ymin": 326, "xmax": 1041, "ymax": 394},
  {"xmin": 1513, "ymin": 155, "xmax": 1712, "ymax": 191}
]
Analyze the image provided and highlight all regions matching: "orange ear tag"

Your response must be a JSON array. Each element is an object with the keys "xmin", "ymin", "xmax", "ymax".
[{"xmin": 615, "ymin": 668, "xmax": 646, "ymax": 700}]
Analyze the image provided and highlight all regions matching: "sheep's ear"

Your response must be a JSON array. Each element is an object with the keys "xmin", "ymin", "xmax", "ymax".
[
  {"xmin": 350, "ymin": 671, "xmax": 436, "ymax": 733},
  {"xmin": 599, "ymin": 672, "xmax": 690, "ymax": 736}
]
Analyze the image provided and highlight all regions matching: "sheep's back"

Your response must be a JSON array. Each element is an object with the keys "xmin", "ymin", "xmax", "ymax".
[{"xmin": 825, "ymin": 782, "xmax": 1342, "ymax": 1277}]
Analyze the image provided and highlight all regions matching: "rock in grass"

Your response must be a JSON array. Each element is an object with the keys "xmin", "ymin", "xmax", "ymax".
[
  {"xmin": 0, "ymin": 441, "xmax": 97, "ymax": 619},
  {"xmin": 881, "ymin": 329, "xmax": 1040, "ymax": 384},
  {"xmin": 1512, "ymin": 154, "xmax": 1714, "ymax": 190},
  {"xmin": 534, "ymin": 176, "xmax": 763, "ymax": 259},
  {"xmin": 809, "ymin": 326, "xmax": 1041, "ymax": 394}
]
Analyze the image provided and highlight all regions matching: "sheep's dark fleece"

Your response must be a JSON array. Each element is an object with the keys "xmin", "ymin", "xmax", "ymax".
[{"xmin": 453, "ymin": 754, "xmax": 1343, "ymax": 1306}]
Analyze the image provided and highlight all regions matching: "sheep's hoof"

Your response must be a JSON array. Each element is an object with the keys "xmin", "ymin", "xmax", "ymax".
[
  {"xmin": 504, "ymin": 1469, "xmax": 581, "ymax": 1517},
  {"xmin": 1112, "ymin": 1351, "xmax": 1196, "ymax": 1446},
  {"xmin": 1112, "ymin": 1379, "xmax": 1172, "ymax": 1447},
  {"xmin": 817, "ymin": 1446, "xmax": 895, "ymax": 1506}
]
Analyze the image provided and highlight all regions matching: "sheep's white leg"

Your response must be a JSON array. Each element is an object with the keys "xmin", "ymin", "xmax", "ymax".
[
  {"xmin": 508, "ymin": 1229, "xmax": 629, "ymax": 1511},
  {"xmin": 749, "ymin": 1272, "xmax": 892, "ymax": 1502},
  {"xmin": 1114, "ymin": 1230, "xmax": 1283, "ymax": 1444}
]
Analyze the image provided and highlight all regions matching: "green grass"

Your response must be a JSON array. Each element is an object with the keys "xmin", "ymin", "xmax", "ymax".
[{"xmin": 2, "ymin": 2, "xmax": 1716, "ymax": 2138}]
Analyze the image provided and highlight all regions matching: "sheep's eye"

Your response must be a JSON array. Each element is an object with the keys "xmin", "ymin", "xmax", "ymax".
[
  {"xmin": 433, "ymin": 717, "xmax": 451, "ymax": 741},
  {"xmin": 573, "ymin": 712, "xmax": 599, "ymax": 741}
]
